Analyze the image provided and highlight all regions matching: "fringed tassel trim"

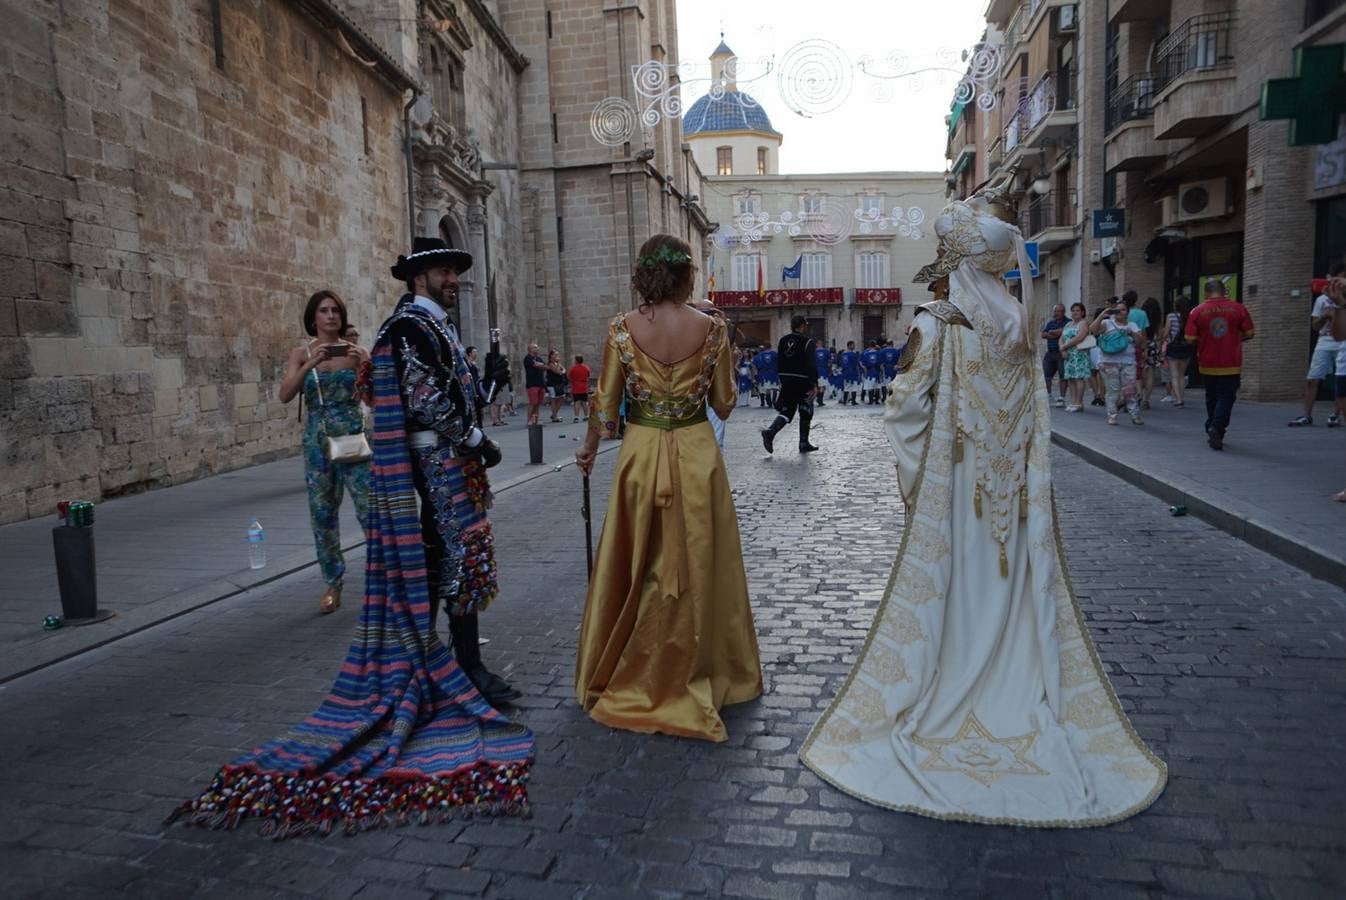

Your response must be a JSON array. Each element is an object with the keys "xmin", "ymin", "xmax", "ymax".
[
  {"xmin": 1019, "ymin": 485, "xmax": 1028, "ymax": 520},
  {"xmin": 165, "ymin": 762, "xmax": 530, "ymax": 840},
  {"xmin": 999, "ymin": 543, "xmax": 1009, "ymax": 579},
  {"xmin": 954, "ymin": 429, "xmax": 964, "ymax": 464},
  {"xmin": 974, "ymin": 481, "xmax": 982, "ymax": 518}
]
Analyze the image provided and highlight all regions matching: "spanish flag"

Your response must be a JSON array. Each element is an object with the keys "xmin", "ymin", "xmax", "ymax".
[{"xmin": 756, "ymin": 255, "xmax": 765, "ymax": 298}]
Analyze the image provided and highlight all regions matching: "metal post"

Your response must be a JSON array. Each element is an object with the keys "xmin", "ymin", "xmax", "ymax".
[{"xmin": 528, "ymin": 423, "xmax": 544, "ymax": 464}]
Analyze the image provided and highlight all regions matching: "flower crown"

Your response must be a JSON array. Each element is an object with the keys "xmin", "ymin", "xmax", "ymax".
[{"xmin": 637, "ymin": 246, "xmax": 692, "ymax": 268}]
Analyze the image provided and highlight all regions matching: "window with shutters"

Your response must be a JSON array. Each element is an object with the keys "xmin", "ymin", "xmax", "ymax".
[
  {"xmin": 734, "ymin": 192, "xmax": 761, "ymax": 217},
  {"xmin": 856, "ymin": 251, "xmax": 890, "ymax": 289},
  {"xmin": 717, "ymin": 146, "xmax": 733, "ymax": 175},
  {"xmin": 800, "ymin": 193, "xmax": 823, "ymax": 216},
  {"xmin": 859, "ymin": 194, "xmax": 883, "ymax": 216},
  {"xmin": 800, "ymin": 252, "xmax": 831, "ymax": 289},
  {"xmin": 733, "ymin": 253, "xmax": 762, "ymax": 291},
  {"xmin": 757, "ymin": 147, "xmax": 768, "ymax": 175}
]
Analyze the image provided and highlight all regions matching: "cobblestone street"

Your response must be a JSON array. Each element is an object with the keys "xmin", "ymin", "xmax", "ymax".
[{"xmin": 2, "ymin": 406, "xmax": 1344, "ymax": 899}]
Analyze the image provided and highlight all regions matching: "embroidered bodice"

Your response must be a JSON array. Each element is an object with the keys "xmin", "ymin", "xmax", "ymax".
[{"xmin": 590, "ymin": 312, "xmax": 733, "ymax": 434}]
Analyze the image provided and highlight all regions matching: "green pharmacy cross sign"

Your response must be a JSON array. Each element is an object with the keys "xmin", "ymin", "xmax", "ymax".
[{"xmin": 1260, "ymin": 44, "xmax": 1346, "ymax": 146}]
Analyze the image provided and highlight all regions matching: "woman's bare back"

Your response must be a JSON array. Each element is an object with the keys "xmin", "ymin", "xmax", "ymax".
[{"xmin": 624, "ymin": 304, "xmax": 712, "ymax": 365}]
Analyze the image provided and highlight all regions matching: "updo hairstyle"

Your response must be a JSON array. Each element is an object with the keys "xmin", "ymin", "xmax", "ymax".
[{"xmin": 631, "ymin": 234, "xmax": 694, "ymax": 305}]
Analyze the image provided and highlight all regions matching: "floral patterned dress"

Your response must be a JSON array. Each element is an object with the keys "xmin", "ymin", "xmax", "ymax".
[
  {"xmin": 303, "ymin": 366, "xmax": 370, "ymax": 587},
  {"xmin": 1062, "ymin": 323, "xmax": 1092, "ymax": 380}
]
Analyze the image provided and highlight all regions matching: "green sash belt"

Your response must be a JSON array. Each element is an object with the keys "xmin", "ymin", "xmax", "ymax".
[{"xmin": 626, "ymin": 404, "xmax": 709, "ymax": 431}]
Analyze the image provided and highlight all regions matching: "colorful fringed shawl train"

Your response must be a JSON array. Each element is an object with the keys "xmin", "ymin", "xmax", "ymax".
[{"xmin": 168, "ymin": 344, "xmax": 533, "ymax": 838}]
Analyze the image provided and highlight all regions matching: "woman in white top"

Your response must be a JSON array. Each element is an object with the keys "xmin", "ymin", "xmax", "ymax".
[{"xmin": 1090, "ymin": 301, "xmax": 1144, "ymax": 426}]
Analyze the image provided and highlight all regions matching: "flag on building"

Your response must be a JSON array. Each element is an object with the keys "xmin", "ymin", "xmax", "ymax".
[
  {"xmin": 756, "ymin": 255, "xmax": 765, "ymax": 297},
  {"xmin": 781, "ymin": 254, "xmax": 802, "ymax": 285},
  {"xmin": 707, "ymin": 253, "xmax": 715, "ymax": 293}
]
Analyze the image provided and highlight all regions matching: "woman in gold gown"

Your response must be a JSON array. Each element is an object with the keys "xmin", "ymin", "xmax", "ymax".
[{"xmin": 573, "ymin": 234, "xmax": 762, "ymax": 742}]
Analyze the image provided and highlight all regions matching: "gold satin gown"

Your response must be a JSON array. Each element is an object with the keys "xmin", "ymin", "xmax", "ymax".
[{"xmin": 575, "ymin": 312, "xmax": 763, "ymax": 742}]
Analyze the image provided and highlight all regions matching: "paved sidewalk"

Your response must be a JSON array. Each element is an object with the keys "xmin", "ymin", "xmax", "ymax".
[
  {"xmin": 0, "ymin": 414, "xmax": 609, "ymax": 682},
  {"xmin": 2, "ymin": 409, "xmax": 1344, "ymax": 899},
  {"xmin": 1050, "ymin": 398, "xmax": 1346, "ymax": 588}
]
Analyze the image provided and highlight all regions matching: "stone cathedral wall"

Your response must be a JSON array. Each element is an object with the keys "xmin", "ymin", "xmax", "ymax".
[{"xmin": 0, "ymin": 0, "xmax": 409, "ymax": 523}]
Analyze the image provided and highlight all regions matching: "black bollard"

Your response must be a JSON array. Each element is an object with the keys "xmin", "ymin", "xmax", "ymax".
[
  {"xmin": 52, "ymin": 524, "xmax": 98, "ymax": 621},
  {"xmin": 528, "ymin": 422, "xmax": 544, "ymax": 464}
]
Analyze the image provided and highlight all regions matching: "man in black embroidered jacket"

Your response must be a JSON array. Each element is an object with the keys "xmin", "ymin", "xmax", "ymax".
[
  {"xmin": 376, "ymin": 237, "xmax": 520, "ymax": 705},
  {"xmin": 762, "ymin": 314, "xmax": 821, "ymax": 455}
]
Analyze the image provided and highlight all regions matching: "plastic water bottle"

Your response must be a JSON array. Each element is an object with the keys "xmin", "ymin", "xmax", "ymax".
[{"xmin": 247, "ymin": 519, "xmax": 266, "ymax": 569}]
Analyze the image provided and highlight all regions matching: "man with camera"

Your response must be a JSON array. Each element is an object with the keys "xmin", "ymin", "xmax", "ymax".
[{"xmin": 377, "ymin": 237, "xmax": 520, "ymax": 705}]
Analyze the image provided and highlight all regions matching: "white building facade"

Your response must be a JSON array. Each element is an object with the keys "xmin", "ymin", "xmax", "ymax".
[{"xmin": 684, "ymin": 40, "xmax": 943, "ymax": 351}]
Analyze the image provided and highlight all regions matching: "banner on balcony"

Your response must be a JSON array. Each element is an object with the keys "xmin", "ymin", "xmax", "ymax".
[
  {"xmin": 1092, "ymin": 209, "xmax": 1125, "ymax": 239},
  {"xmin": 710, "ymin": 288, "xmax": 843, "ymax": 308},
  {"xmin": 853, "ymin": 288, "xmax": 903, "ymax": 306}
]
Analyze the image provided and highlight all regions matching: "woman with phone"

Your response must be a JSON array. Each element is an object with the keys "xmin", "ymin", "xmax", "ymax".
[
  {"xmin": 1090, "ymin": 300, "xmax": 1144, "ymax": 425},
  {"xmin": 279, "ymin": 289, "xmax": 371, "ymax": 614}
]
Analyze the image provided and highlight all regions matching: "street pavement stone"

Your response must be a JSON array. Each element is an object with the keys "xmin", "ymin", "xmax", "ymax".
[{"xmin": 1, "ymin": 405, "xmax": 1345, "ymax": 899}]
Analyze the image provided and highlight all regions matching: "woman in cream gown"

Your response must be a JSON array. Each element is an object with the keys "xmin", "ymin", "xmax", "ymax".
[
  {"xmin": 800, "ymin": 189, "xmax": 1166, "ymax": 826},
  {"xmin": 574, "ymin": 234, "xmax": 762, "ymax": 742}
]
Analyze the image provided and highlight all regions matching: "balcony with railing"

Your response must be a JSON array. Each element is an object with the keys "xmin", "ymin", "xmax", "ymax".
[
  {"xmin": 1001, "ymin": 6, "xmax": 1028, "ymax": 75},
  {"xmin": 1151, "ymin": 12, "xmax": 1238, "ymax": 139},
  {"xmin": 1104, "ymin": 71, "xmax": 1168, "ymax": 172},
  {"xmin": 1019, "ymin": 189, "xmax": 1077, "ymax": 249},
  {"xmin": 986, "ymin": 135, "xmax": 1004, "ymax": 174},
  {"xmin": 1019, "ymin": 68, "xmax": 1077, "ymax": 148}
]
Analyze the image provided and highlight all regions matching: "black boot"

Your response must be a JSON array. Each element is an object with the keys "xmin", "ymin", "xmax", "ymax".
[
  {"xmin": 798, "ymin": 413, "xmax": 819, "ymax": 453},
  {"xmin": 450, "ymin": 613, "xmax": 522, "ymax": 705},
  {"xmin": 761, "ymin": 414, "xmax": 787, "ymax": 454}
]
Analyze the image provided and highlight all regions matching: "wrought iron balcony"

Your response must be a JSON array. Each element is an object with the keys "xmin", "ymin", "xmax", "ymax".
[
  {"xmin": 1153, "ymin": 12, "xmax": 1234, "ymax": 93},
  {"xmin": 1020, "ymin": 189, "xmax": 1077, "ymax": 245},
  {"xmin": 1106, "ymin": 72, "xmax": 1157, "ymax": 134}
]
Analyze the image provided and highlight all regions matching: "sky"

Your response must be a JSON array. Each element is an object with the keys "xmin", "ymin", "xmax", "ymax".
[{"xmin": 673, "ymin": 0, "xmax": 990, "ymax": 175}]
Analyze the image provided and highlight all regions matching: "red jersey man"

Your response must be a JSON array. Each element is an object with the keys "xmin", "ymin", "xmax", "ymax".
[
  {"xmin": 1184, "ymin": 279, "xmax": 1255, "ymax": 451},
  {"xmin": 568, "ymin": 356, "xmax": 592, "ymax": 423}
]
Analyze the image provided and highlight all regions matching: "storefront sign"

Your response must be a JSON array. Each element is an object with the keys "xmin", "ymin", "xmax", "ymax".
[
  {"xmin": 1092, "ymin": 209, "xmax": 1125, "ymax": 238},
  {"xmin": 1004, "ymin": 242, "xmax": 1040, "ymax": 281}
]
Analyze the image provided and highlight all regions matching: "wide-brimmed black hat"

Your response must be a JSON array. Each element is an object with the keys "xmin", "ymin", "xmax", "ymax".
[{"xmin": 390, "ymin": 237, "xmax": 473, "ymax": 281}]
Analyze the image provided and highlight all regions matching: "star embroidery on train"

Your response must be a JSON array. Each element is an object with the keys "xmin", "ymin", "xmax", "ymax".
[{"xmin": 912, "ymin": 712, "xmax": 1048, "ymax": 788}]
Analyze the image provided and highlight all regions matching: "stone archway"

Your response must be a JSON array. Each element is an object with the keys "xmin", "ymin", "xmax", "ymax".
[{"xmin": 439, "ymin": 212, "xmax": 478, "ymax": 344}]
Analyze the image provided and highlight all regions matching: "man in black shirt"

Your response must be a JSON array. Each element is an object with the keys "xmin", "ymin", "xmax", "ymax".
[
  {"xmin": 761, "ymin": 315, "xmax": 820, "ymax": 455},
  {"xmin": 523, "ymin": 341, "xmax": 546, "ymax": 425}
]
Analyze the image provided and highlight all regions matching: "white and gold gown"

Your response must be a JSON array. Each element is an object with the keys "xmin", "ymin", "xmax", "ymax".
[{"xmin": 800, "ymin": 196, "xmax": 1166, "ymax": 826}]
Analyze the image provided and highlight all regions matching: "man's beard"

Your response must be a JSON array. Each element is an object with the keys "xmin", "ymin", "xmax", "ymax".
[{"xmin": 428, "ymin": 280, "xmax": 458, "ymax": 307}]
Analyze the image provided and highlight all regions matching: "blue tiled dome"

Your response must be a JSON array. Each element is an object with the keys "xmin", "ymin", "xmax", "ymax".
[{"xmin": 684, "ymin": 91, "xmax": 781, "ymax": 137}]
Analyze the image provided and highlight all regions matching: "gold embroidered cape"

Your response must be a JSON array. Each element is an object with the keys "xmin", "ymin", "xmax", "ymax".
[{"xmin": 800, "ymin": 267, "xmax": 1166, "ymax": 826}]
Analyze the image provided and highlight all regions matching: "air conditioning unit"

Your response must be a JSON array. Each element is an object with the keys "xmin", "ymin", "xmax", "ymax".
[
  {"xmin": 1177, "ymin": 178, "xmax": 1231, "ymax": 222},
  {"xmin": 1058, "ymin": 5, "xmax": 1078, "ymax": 32},
  {"xmin": 1159, "ymin": 194, "xmax": 1180, "ymax": 227}
]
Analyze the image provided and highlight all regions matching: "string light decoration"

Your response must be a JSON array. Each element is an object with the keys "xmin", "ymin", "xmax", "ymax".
[
  {"xmin": 592, "ymin": 39, "xmax": 1004, "ymax": 144},
  {"xmin": 711, "ymin": 198, "xmax": 929, "ymax": 251}
]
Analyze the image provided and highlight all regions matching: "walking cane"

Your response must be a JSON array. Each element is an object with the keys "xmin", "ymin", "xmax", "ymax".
[{"xmin": 581, "ymin": 474, "xmax": 594, "ymax": 577}]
